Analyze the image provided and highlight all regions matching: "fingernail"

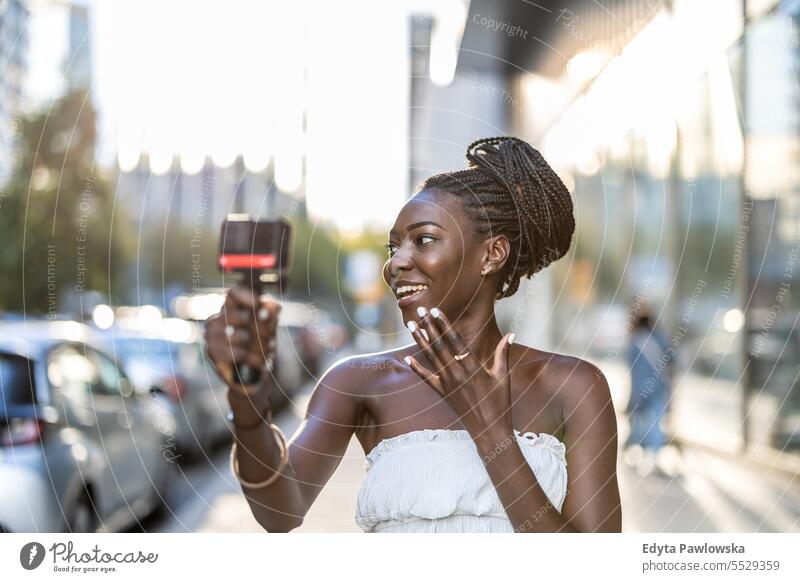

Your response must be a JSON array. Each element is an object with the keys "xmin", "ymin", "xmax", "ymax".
[
  {"xmin": 406, "ymin": 320, "xmax": 417, "ymax": 333},
  {"xmin": 258, "ymin": 307, "xmax": 269, "ymax": 321},
  {"xmin": 509, "ymin": 333, "xmax": 516, "ymax": 345},
  {"xmin": 430, "ymin": 307, "xmax": 441, "ymax": 318},
  {"xmin": 416, "ymin": 306, "xmax": 427, "ymax": 318},
  {"xmin": 404, "ymin": 356, "xmax": 412, "ymax": 366}
]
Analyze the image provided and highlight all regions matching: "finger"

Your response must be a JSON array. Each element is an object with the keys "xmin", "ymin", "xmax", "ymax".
[
  {"xmin": 490, "ymin": 333, "xmax": 515, "ymax": 378},
  {"xmin": 244, "ymin": 349, "xmax": 268, "ymax": 369},
  {"xmin": 406, "ymin": 316, "xmax": 444, "ymax": 372},
  {"xmin": 224, "ymin": 294, "xmax": 277, "ymax": 338},
  {"xmin": 404, "ymin": 355, "xmax": 444, "ymax": 397},
  {"xmin": 429, "ymin": 307, "xmax": 472, "ymax": 368},
  {"xmin": 206, "ymin": 328, "xmax": 242, "ymax": 362},
  {"xmin": 414, "ymin": 307, "xmax": 451, "ymax": 371},
  {"xmin": 227, "ymin": 284, "xmax": 260, "ymax": 309},
  {"xmin": 418, "ymin": 307, "xmax": 452, "ymax": 360},
  {"xmin": 254, "ymin": 298, "xmax": 280, "ymax": 350},
  {"xmin": 226, "ymin": 346, "xmax": 249, "ymax": 363},
  {"xmin": 224, "ymin": 326, "xmax": 252, "ymax": 347},
  {"xmin": 223, "ymin": 306, "xmax": 253, "ymax": 327}
]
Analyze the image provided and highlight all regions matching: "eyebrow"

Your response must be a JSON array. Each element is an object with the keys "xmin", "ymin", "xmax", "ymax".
[{"xmin": 389, "ymin": 221, "xmax": 446, "ymax": 235}]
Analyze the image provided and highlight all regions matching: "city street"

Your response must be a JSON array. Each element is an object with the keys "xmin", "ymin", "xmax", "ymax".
[{"xmin": 136, "ymin": 370, "xmax": 800, "ymax": 533}]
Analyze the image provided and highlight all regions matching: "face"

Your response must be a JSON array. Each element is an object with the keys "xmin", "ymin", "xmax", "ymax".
[{"xmin": 382, "ymin": 189, "xmax": 487, "ymax": 319}]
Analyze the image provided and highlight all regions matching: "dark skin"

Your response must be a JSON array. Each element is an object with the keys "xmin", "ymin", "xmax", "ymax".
[{"xmin": 205, "ymin": 188, "xmax": 622, "ymax": 533}]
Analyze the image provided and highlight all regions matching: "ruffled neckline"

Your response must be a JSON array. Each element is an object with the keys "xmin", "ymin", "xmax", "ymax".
[{"xmin": 364, "ymin": 428, "xmax": 567, "ymax": 468}]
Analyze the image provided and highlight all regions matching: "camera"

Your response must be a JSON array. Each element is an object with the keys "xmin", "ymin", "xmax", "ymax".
[{"xmin": 218, "ymin": 214, "xmax": 292, "ymax": 384}]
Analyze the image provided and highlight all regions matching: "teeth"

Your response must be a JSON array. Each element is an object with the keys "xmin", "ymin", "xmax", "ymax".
[{"xmin": 396, "ymin": 284, "xmax": 428, "ymax": 297}]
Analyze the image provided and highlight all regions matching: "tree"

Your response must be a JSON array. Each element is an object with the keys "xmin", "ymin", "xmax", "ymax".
[{"xmin": 0, "ymin": 89, "xmax": 133, "ymax": 316}]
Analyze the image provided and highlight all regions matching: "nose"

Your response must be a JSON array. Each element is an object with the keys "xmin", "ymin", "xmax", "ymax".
[{"xmin": 384, "ymin": 245, "xmax": 414, "ymax": 284}]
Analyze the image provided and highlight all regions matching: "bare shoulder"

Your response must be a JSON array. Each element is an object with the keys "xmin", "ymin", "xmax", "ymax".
[
  {"xmin": 513, "ymin": 347, "xmax": 613, "ymax": 409},
  {"xmin": 313, "ymin": 346, "xmax": 412, "ymax": 398}
]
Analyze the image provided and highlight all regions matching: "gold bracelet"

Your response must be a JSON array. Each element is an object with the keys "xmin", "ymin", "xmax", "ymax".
[{"xmin": 230, "ymin": 423, "xmax": 288, "ymax": 489}]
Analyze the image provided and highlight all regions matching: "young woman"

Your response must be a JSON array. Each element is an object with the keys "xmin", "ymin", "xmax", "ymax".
[{"xmin": 205, "ymin": 136, "xmax": 622, "ymax": 533}]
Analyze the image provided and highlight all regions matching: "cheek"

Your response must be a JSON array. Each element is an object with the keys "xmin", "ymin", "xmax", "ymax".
[{"xmin": 427, "ymin": 244, "xmax": 473, "ymax": 282}]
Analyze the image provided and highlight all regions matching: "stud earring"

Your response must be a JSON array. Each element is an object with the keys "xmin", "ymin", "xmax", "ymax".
[{"xmin": 480, "ymin": 267, "xmax": 489, "ymax": 276}]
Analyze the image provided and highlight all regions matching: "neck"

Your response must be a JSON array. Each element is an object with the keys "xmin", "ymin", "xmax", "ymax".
[{"xmin": 450, "ymin": 303, "xmax": 504, "ymax": 367}]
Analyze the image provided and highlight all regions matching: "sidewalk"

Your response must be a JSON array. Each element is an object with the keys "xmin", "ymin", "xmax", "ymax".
[{"xmin": 190, "ymin": 378, "xmax": 800, "ymax": 533}]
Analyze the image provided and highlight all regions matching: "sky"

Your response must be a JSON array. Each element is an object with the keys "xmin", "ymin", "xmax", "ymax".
[{"xmin": 87, "ymin": 0, "xmax": 410, "ymax": 231}]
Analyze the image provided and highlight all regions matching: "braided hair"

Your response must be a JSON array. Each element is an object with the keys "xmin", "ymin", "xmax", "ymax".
[{"xmin": 417, "ymin": 136, "xmax": 575, "ymax": 299}]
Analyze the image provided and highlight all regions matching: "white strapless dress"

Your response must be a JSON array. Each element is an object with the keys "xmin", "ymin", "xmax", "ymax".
[{"xmin": 355, "ymin": 428, "xmax": 568, "ymax": 533}]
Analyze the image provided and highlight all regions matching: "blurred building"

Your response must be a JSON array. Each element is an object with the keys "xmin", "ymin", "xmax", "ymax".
[
  {"xmin": 0, "ymin": 0, "xmax": 93, "ymax": 175},
  {"xmin": 0, "ymin": 0, "xmax": 28, "ymax": 183},
  {"xmin": 429, "ymin": 0, "xmax": 800, "ymax": 471},
  {"xmin": 116, "ymin": 155, "xmax": 303, "ymax": 231},
  {"xmin": 24, "ymin": 0, "xmax": 92, "ymax": 105}
]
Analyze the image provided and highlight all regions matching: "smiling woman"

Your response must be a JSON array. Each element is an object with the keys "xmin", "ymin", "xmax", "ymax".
[{"xmin": 205, "ymin": 136, "xmax": 623, "ymax": 534}]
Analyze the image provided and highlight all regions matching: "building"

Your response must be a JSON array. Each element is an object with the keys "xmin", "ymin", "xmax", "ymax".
[
  {"xmin": 115, "ymin": 155, "xmax": 303, "ymax": 232},
  {"xmin": 24, "ymin": 0, "xmax": 92, "ymax": 107},
  {"xmin": 0, "ymin": 0, "xmax": 28, "ymax": 183},
  {"xmin": 417, "ymin": 0, "xmax": 800, "ymax": 472}
]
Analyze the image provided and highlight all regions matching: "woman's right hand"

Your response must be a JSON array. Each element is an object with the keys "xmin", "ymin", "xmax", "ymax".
[{"xmin": 204, "ymin": 284, "xmax": 282, "ymax": 389}]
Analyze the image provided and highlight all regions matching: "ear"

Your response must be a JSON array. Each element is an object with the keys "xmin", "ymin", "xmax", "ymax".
[{"xmin": 482, "ymin": 235, "xmax": 510, "ymax": 276}]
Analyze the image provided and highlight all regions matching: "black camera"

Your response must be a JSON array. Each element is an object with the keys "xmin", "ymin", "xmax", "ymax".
[{"xmin": 218, "ymin": 214, "xmax": 292, "ymax": 385}]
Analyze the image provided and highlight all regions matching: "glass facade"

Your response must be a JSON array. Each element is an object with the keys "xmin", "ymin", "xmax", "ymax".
[
  {"xmin": 519, "ymin": 0, "xmax": 799, "ymax": 462},
  {"xmin": 744, "ymin": 1, "xmax": 800, "ymax": 453}
]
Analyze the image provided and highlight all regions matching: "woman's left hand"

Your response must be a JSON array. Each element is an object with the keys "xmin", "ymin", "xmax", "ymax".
[{"xmin": 404, "ymin": 307, "xmax": 515, "ymax": 438}]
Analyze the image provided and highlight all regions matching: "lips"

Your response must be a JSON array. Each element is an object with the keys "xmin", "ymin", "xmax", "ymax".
[
  {"xmin": 393, "ymin": 283, "xmax": 429, "ymax": 308},
  {"xmin": 397, "ymin": 287, "xmax": 426, "ymax": 307}
]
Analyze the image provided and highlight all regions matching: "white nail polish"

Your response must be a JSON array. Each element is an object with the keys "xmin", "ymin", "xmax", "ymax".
[
  {"xmin": 416, "ymin": 306, "xmax": 427, "ymax": 318},
  {"xmin": 406, "ymin": 320, "xmax": 417, "ymax": 333},
  {"xmin": 430, "ymin": 307, "xmax": 441, "ymax": 318},
  {"xmin": 258, "ymin": 307, "xmax": 269, "ymax": 321},
  {"xmin": 509, "ymin": 333, "xmax": 516, "ymax": 345},
  {"xmin": 404, "ymin": 356, "xmax": 412, "ymax": 366}
]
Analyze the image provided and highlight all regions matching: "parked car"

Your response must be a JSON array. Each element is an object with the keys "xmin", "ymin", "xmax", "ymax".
[
  {"xmin": 0, "ymin": 320, "xmax": 177, "ymax": 533},
  {"xmin": 104, "ymin": 326, "xmax": 231, "ymax": 461}
]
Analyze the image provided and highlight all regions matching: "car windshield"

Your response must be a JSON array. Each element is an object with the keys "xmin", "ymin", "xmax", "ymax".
[
  {"xmin": 113, "ymin": 338, "xmax": 180, "ymax": 387},
  {"xmin": 0, "ymin": 353, "xmax": 36, "ymax": 406}
]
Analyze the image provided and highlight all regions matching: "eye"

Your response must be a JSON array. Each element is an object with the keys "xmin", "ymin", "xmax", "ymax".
[
  {"xmin": 384, "ymin": 243, "xmax": 398, "ymax": 257},
  {"xmin": 416, "ymin": 234, "xmax": 436, "ymax": 247}
]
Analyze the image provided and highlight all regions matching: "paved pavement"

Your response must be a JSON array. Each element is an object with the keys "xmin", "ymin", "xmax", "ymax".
[{"xmin": 139, "ymin": 372, "xmax": 800, "ymax": 533}]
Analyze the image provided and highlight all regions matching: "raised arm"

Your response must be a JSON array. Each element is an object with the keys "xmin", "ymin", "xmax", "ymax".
[
  {"xmin": 205, "ymin": 287, "xmax": 364, "ymax": 532},
  {"xmin": 558, "ymin": 359, "xmax": 622, "ymax": 532},
  {"xmin": 472, "ymin": 358, "xmax": 622, "ymax": 532},
  {"xmin": 454, "ymin": 356, "xmax": 622, "ymax": 533}
]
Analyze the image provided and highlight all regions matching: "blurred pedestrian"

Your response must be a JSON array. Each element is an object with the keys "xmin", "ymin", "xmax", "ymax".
[{"xmin": 626, "ymin": 309, "xmax": 672, "ymax": 476}]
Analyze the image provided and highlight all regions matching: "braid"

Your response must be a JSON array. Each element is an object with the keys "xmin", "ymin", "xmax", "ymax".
[{"xmin": 417, "ymin": 136, "xmax": 575, "ymax": 299}]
